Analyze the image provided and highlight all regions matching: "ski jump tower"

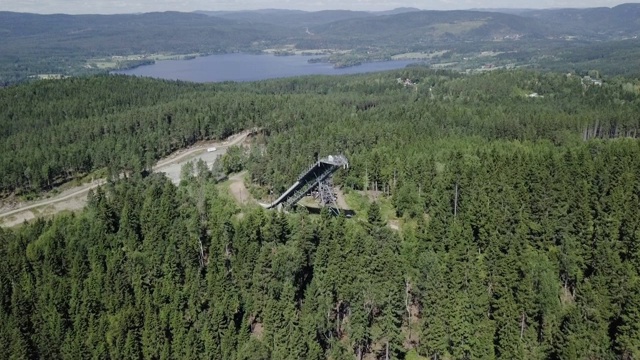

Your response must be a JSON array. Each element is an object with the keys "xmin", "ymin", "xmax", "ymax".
[{"xmin": 260, "ymin": 155, "xmax": 348, "ymax": 213}]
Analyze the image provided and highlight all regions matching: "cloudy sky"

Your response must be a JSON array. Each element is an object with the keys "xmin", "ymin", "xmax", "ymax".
[{"xmin": 0, "ymin": 0, "xmax": 632, "ymax": 14}]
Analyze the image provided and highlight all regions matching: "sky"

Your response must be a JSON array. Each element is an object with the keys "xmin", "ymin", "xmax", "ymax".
[{"xmin": 0, "ymin": 0, "xmax": 633, "ymax": 14}]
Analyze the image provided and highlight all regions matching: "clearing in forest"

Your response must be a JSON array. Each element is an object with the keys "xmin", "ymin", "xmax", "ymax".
[
  {"xmin": 228, "ymin": 171, "xmax": 253, "ymax": 206},
  {"xmin": 0, "ymin": 131, "xmax": 250, "ymax": 227}
]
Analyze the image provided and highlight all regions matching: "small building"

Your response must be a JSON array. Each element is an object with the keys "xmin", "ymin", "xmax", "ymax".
[{"xmin": 582, "ymin": 76, "xmax": 603, "ymax": 86}]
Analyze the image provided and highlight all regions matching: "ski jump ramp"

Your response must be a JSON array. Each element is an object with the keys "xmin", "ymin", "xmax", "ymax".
[{"xmin": 260, "ymin": 155, "xmax": 348, "ymax": 209}]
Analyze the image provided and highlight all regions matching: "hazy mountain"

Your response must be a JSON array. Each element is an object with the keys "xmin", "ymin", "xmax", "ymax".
[
  {"xmin": 194, "ymin": 9, "xmax": 307, "ymax": 21},
  {"xmin": 2, "ymin": 5, "xmax": 640, "ymax": 84},
  {"xmin": 310, "ymin": 10, "xmax": 550, "ymax": 44},
  {"xmin": 196, "ymin": 9, "xmax": 373, "ymax": 28},
  {"xmin": 195, "ymin": 8, "xmax": 421, "ymax": 28},
  {"xmin": 372, "ymin": 7, "xmax": 422, "ymax": 15},
  {"xmin": 519, "ymin": 3, "xmax": 640, "ymax": 38},
  {"xmin": 0, "ymin": 11, "xmax": 291, "ymax": 54}
]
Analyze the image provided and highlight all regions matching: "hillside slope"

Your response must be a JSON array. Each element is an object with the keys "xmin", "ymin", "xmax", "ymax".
[
  {"xmin": 2, "ymin": 5, "xmax": 640, "ymax": 85},
  {"xmin": 2, "ymin": 69, "xmax": 640, "ymax": 360},
  {"xmin": 310, "ymin": 10, "xmax": 550, "ymax": 45},
  {"xmin": 520, "ymin": 3, "xmax": 640, "ymax": 39},
  {"xmin": 196, "ymin": 8, "xmax": 421, "ymax": 28},
  {"xmin": 0, "ymin": 11, "xmax": 290, "ymax": 54},
  {"xmin": 0, "ymin": 11, "xmax": 293, "ymax": 85},
  {"xmin": 197, "ymin": 9, "xmax": 372, "ymax": 28}
]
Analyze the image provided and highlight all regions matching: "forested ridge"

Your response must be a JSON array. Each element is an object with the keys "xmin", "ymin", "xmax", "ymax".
[
  {"xmin": 3, "ymin": 70, "xmax": 639, "ymax": 196},
  {"xmin": 2, "ymin": 69, "xmax": 640, "ymax": 359},
  {"xmin": 0, "ymin": 11, "xmax": 289, "ymax": 85},
  {"xmin": 3, "ymin": 4, "xmax": 640, "ymax": 85}
]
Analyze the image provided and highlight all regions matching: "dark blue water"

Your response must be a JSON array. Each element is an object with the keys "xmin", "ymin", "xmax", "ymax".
[{"xmin": 113, "ymin": 54, "xmax": 415, "ymax": 82}]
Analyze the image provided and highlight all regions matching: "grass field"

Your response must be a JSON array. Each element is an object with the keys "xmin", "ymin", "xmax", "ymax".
[
  {"xmin": 429, "ymin": 20, "xmax": 486, "ymax": 36},
  {"xmin": 86, "ymin": 53, "xmax": 202, "ymax": 70},
  {"xmin": 391, "ymin": 50, "xmax": 449, "ymax": 60}
]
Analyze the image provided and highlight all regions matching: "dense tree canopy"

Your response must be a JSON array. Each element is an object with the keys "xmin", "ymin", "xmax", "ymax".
[
  {"xmin": 1, "ymin": 68, "xmax": 640, "ymax": 359},
  {"xmin": 2, "ymin": 69, "xmax": 639, "ymax": 197}
]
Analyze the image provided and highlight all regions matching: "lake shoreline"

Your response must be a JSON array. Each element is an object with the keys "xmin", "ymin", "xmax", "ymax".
[{"xmin": 111, "ymin": 53, "xmax": 415, "ymax": 83}]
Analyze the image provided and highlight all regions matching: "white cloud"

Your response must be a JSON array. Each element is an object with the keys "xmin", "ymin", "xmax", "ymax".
[{"xmin": 0, "ymin": 0, "xmax": 631, "ymax": 14}]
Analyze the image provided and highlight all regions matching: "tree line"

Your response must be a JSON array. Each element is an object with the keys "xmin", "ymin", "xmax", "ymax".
[
  {"xmin": 2, "ymin": 69, "xmax": 639, "ymax": 197},
  {"xmin": 1, "ymin": 68, "xmax": 640, "ymax": 359}
]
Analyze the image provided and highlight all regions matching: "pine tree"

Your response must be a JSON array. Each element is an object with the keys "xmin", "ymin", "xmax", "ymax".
[
  {"xmin": 417, "ymin": 251, "xmax": 449, "ymax": 359},
  {"xmin": 616, "ymin": 278, "xmax": 640, "ymax": 359}
]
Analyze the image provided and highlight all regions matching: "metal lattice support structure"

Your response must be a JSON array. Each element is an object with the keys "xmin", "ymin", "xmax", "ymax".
[
  {"xmin": 260, "ymin": 155, "xmax": 348, "ymax": 211},
  {"xmin": 317, "ymin": 178, "xmax": 335, "ymax": 207},
  {"xmin": 317, "ymin": 178, "xmax": 340, "ymax": 215}
]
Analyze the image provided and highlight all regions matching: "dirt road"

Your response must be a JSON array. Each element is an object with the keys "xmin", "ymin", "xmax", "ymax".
[
  {"xmin": 155, "ymin": 131, "xmax": 249, "ymax": 184},
  {"xmin": 0, "ymin": 131, "xmax": 250, "ymax": 227},
  {"xmin": 0, "ymin": 179, "xmax": 106, "ymax": 227}
]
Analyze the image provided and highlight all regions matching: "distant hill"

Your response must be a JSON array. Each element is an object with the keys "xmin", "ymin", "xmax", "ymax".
[
  {"xmin": 0, "ymin": 10, "xmax": 296, "ymax": 73},
  {"xmin": 196, "ymin": 9, "xmax": 373, "ymax": 28},
  {"xmin": 195, "ymin": 8, "xmax": 422, "ymax": 28},
  {"xmin": 519, "ymin": 3, "xmax": 640, "ymax": 38},
  {"xmin": 375, "ymin": 7, "xmax": 422, "ymax": 16},
  {"xmin": 0, "ymin": 11, "xmax": 290, "ymax": 52},
  {"xmin": 0, "ymin": 11, "xmax": 293, "ymax": 85},
  {"xmin": 1, "ymin": 5, "xmax": 640, "ymax": 85},
  {"xmin": 310, "ymin": 10, "xmax": 550, "ymax": 45}
]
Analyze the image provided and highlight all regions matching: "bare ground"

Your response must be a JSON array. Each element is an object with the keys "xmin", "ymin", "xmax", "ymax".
[
  {"xmin": 0, "ymin": 178, "xmax": 106, "ymax": 227},
  {"xmin": 334, "ymin": 186, "xmax": 350, "ymax": 210},
  {"xmin": 250, "ymin": 321, "xmax": 264, "ymax": 340},
  {"xmin": 0, "ymin": 131, "xmax": 250, "ymax": 228},
  {"xmin": 228, "ymin": 171, "xmax": 252, "ymax": 205},
  {"xmin": 360, "ymin": 189, "xmax": 383, "ymax": 202},
  {"xmin": 1, "ymin": 191, "xmax": 89, "ymax": 227},
  {"xmin": 388, "ymin": 219, "xmax": 400, "ymax": 231}
]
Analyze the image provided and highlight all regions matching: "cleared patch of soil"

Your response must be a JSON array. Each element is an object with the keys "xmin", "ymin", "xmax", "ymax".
[
  {"xmin": 251, "ymin": 321, "xmax": 264, "ymax": 340},
  {"xmin": 362, "ymin": 190, "xmax": 383, "ymax": 202},
  {"xmin": 229, "ymin": 171, "xmax": 252, "ymax": 205},
  {"xmin": 0, "ymin": 179, "xmax": 105, "ymax": 226},
  {"xmin": 388, "ymin": 219, "xmax": 400, "ymax": 231},
  {"xmin": 0, "ymin": 191, "xmax": 88, "ymax": 227},
  {"xmin": 155, "ymin": 131, "xmax": 250, "ymax": 184},
  {"xmin": 1, "ymin": 131, "xmax": 250, "ymax": 228},
  {"xmin": 1, "ymin": 212, "xmax": 35, "ymax": 227},
  {"xmin": 334, "ymin": 186, "xmax": 350, "ymax": 210}
]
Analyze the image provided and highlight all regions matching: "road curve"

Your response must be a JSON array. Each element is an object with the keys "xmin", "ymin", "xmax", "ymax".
[
  {"xmin": 0, "ymin": 179, "xmax": 107, "ymax": 220},
  {"xmin": 0, "ymin": 130, "xmax": 250, "ymax": 226}
]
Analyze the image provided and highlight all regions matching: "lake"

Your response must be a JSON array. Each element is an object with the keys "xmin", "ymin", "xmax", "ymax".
[{"xmin": 113, "ymin": 54, "xmax": 416, "ymax": 82}]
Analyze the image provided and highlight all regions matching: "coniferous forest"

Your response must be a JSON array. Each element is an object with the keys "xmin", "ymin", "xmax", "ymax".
[{"xmin": 1, "ymin": 68, "xmax": 640, "ymax": 359}]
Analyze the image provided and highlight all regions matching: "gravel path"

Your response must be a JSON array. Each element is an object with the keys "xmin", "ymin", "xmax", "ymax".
[{"xmin": 0, "ymin": 131, "xmax": 250, "ymax": 227}]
